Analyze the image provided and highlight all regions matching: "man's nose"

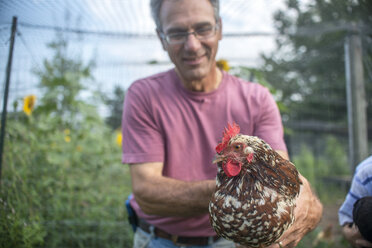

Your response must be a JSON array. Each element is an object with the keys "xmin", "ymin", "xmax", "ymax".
[{"xmin": 184, "ymin": 33, "xmax": 202, "ymax": 51}]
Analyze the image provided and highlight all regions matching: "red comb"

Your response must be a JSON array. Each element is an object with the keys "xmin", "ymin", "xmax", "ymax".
[{"xmin": 215, "ymin": 123, "xmax": 240, "ymax": 153}]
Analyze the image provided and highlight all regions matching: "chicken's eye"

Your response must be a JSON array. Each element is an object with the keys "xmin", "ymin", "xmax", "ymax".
[{"xmin": 234, "ymin": 144, "xmax": 241, "ymax": 150}]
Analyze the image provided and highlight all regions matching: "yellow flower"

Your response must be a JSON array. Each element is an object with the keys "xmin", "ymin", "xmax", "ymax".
[
  {"xmin": 23, "ymin": 95, "xmax": 37, "ymax": 116},
  {"xmin": 64, "ymin": 129, "xmax": 71, "ymax": 135},
  {"xmin": 64, "ymin": 136, "xmax": 71, "ymax": 143},
  {"xmin": 216, "ymin": 59, "xmax": 230, "ymax": 71},
  {"xmin": 116, "ymin": 132, "xmax": 122, "ymax": 147}
]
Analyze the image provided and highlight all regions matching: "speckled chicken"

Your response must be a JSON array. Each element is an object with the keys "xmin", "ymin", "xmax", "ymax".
[{"xmin": 209, "ymin": 123, "xmax": 302, "ymax": 247}]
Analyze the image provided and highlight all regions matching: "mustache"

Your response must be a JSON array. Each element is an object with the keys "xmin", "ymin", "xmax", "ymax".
[{"xmin": 183, "ymin": 50, "xmax": 207, "ymax": 58}]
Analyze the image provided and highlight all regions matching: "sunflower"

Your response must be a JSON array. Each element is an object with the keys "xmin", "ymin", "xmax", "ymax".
[
  {"xmin": 216, "ymin": 59, "xmax": 230, "ymax": 72},
  {"xmin": 23, "ymin": 95, "xmax": 37, "ymax": 116},
  {"xmin": 116, "ymin": 132, "xmax": 122, "ymax": 147},
  {"xmin": 64, "ymin": 136, "xmax": 71, "ymax": 143}
]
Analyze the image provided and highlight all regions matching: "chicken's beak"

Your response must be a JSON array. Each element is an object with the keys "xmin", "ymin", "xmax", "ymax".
[{"xmin": 213, "ymin": 155, "xmax": 224, "ymax": 164}]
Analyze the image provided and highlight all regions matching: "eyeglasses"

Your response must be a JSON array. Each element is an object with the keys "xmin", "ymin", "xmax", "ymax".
[{"xmin": 160, "ymin": 24, "xmax": 219, "ymax": 45}]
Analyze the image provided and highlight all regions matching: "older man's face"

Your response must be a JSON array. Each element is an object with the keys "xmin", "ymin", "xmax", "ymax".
[{"xmin": 159, "ymin": 0, "xmax": 222, "ymax": 83}]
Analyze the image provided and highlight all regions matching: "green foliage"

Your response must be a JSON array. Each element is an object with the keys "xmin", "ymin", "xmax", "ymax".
[
  {"xmin": 1, "ymin": 34, "xmax": 133, "ymax": 247},
  {"xmin": 293, "ymin": 144, "xmax": 318, "ymax": 185},
  {"xmin": 104, "ymin": 86, "xmax": 126, "ymax": 130},
  {"xmin": 2, "ymin": 114, "xmax": 133, "ymax": 247},
  {"xmin": 230, "ymin": 65, "xmax": 288, "ymax": 114},
  {"xmin": 321, "ymin": 136, "xmax": 349, "ymax": 176},
  {"xmin": 293, "ymin": 135, "xmax": 349, "ymax": 202},
  {"xmin": 261, "ymin": 0, "xmax": 372, "ymax": 124},
  {"xmin": 293, "ymin": 136, "xmax": 347, "ymax": 180},
  {"xmin": 33, "ymin": 33, "xmax": 95, "ymax": 124},
  {"xmin": 291, "ymin": 136, "xmax": 351, "ymax": 248},
  {"xmin": 0, "ymin": 196, "xmax": 45, "ymax": 248}
]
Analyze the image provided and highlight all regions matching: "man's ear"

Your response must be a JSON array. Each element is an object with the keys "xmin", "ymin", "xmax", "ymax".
[{"xmin": 156, "ymin": 28, "xmax": 167, "ymax": 51}]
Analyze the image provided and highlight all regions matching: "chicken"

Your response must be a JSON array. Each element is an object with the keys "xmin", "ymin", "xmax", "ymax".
[{"xmin": 209, "ymin": 123, "xmax": 302, "ymax": 247}]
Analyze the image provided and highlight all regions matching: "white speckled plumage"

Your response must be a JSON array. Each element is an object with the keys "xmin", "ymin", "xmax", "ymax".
[{"xmin": 209, "ymin": 132, "xmax": 302, "ymax": 247}]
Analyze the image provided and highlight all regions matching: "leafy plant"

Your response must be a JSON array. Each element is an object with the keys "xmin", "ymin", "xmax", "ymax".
[{"xmin": 1, "ymin": 34, "xmax": 133, "ymax": 247}]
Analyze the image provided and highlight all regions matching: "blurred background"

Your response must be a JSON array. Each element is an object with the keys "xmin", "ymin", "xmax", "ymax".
[{"xmin": 0, "ymin": 0, "xmax": 371, "ymax": 247}]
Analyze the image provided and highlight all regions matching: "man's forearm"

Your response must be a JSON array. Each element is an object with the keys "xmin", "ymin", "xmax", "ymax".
[
  {"xmin": 134, "ymin": 177, "xmax": 216, "ymax": 217},
  {"xmin": 130, "ymin": 162, "xmax": 217, "ymax": 217}
]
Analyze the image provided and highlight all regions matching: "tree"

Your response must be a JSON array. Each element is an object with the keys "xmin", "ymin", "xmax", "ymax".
[{"xmin": 262, "ymin": 0, "xmax": 372, "ymax": 126}]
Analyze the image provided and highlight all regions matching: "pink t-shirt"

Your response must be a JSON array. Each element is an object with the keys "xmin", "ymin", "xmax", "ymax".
[{"xmin": 122, "ymin": 69, "xmax": 287, "ymax": 237}]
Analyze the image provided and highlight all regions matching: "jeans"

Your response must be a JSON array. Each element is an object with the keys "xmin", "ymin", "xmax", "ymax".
[{"xmin": 133, "ymin": 227, "xmax": 236, "ymax": 248}]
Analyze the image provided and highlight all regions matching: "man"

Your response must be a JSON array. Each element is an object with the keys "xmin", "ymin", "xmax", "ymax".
[
  {"xmin": 339, "ymin": 155, "xmax": 372, "ymax": 248},
  {"xmin": 121, "ymin": 0, "xmax": 322, "ymax": 247}
]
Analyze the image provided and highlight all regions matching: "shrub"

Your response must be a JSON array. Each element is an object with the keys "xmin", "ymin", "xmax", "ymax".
[
  {"xmin": 0, "ymin": 34, "xmax": 133, "ymax": 247},
  {"xmin": 1, "ymin": 111, "xmax": 133, "ymax": 247}
]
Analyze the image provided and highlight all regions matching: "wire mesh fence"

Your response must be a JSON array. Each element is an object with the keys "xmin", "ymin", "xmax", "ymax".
[{"xmin": 1, "ymin": 0, "xmax": 372, "ymax": 247}]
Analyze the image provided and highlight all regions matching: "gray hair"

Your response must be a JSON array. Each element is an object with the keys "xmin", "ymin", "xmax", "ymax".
[{"xmin": 150, "ymin": 0, "xmax": 220, "ymax": 31}]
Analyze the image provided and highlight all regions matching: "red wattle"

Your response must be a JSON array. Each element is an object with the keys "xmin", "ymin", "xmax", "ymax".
[{"xmin": 222, "ymin": 161, "xmax": 242, "ymax": 177}]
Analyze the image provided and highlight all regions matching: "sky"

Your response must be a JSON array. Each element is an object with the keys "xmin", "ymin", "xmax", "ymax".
[
  {"xmin": 0, "ymin": 0, "xmax": 286, "ymax": 113},
  {"xmin": 83, "ymin": 0, "xmax": 286, "ymax": 64}
]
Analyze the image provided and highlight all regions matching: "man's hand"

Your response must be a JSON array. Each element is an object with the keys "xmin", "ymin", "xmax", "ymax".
[
  {"xmin": 235, "ymin": 174, "xmax": 322, "ymax": 248},
  {"xmin": 342, "ymin": 223, "xmax": 372, "ymax": 248},
  {"xmin": 268, "ymin": 174, "xmax": 323, "ymax": 248}
]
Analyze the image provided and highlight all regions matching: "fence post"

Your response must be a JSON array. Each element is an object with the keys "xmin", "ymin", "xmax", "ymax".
[
  {"xmin": 0, "ymin": 16, "xmax": 18, "ymax": 181},
  {"xmin": 344, "ymin": 27, "xmax": 368, "ymax": 173}
]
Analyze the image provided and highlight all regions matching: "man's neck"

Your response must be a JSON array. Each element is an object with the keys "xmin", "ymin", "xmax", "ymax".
[{"xmin": 178, "ymin": 67, "xmax": 222, "ymax": 92}]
